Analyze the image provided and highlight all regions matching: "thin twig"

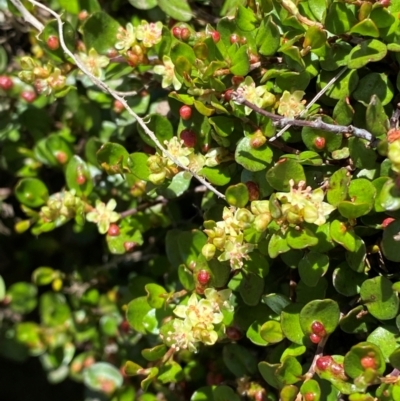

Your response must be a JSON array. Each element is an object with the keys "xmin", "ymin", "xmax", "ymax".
[
  {"xmin": 270, "ymin": 67, "xmax": 348, "ymax": 141},
  {"xmin": 24, "ymin": 0, "xmax": 226, "ymax": 199},
  {"xmin": 232, "ymin": 94, "xmax": 376, "ymax": 143},
  {"xmin": 9, "ymin": 0, "xmax": 44, "ymax": 32}
]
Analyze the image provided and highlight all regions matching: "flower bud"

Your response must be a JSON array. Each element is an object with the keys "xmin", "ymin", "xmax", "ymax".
[
  {"xmin": 20, "ymin": 57, "xmax": 36, "ymax": 70},
  {"xmin": 253, "ymin": 213, "xmax": 271, "ymax": 232},
  {"xmin": 212, "ymin": 237, "xmax": 225, "ymax": 250},
  {"xmin": 202, "ymin": 243, "xmax": 216, "ymax": 260},
  {"xmin": 235, "ymin": 208, "xmax": 254, "ymax": 224},
  {"xmin": 251, "ymin": 201, "xmax": 270, "ymax": 215}
]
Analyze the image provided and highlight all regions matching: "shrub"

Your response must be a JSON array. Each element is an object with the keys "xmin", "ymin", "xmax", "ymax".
[{"xmin": 2, "ymin": 0, "xmax": 400, "ymax": 400}]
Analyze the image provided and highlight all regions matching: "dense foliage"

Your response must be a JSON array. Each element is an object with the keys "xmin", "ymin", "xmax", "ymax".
[{"xmin": 2, "ymin": 0, "xmax": 400, "ymax": 400}]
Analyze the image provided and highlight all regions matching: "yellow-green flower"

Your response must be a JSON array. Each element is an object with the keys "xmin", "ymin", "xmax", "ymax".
[
  {"xmin": 166, "ymin": 318, "xmax": 197, "ymax": 352},
  {"xmin": 136, "ymin": 21, "xmax": 163, "ymax": 48},
  {"xmin": 276, "ymin": 180, "xmax": 335, "ymax": 226},
  {"xmin": 278, "ymin": 90, "xmax": 306, "ymax": 118},
  {"xmin": 115, "ymin": 23, "xmax": 136, "ymax": 52},
  {"xmin": 153, "ymin": 56, "xmax": 182, "ymax": 90},
  {"xmin": 237, "ymin": 76, "xmax": 274, "ymax": 115},
  {"xmin": 79, "ymin": 48, "xmax": 109, "ymax": 78},
  {"xmin": 86, "ymin": 199, "xmax": 120, "ymax": 234}
]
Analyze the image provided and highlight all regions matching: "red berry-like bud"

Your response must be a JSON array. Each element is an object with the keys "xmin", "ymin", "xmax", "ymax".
[
  {"xmin": 311, "ymin": 321, "xmax": 326, "ymax": 335},
  {"xmin": 108, "ymin": 224, "xmax": 120, "ymax": 236},
  {"xmin": 119, "ymin": 320, "xmax": 130, "ymax": 333},
  {"xmin": 250, "ymin": 134, "xmax": 267, "ymax": 149},
  {"xmin": 0, "ymin": 76, "xmax": 13, "ymax": 91},
  {"xmin": 124, "ymin": 242, "xmax": 136, "ymax": 252},
  {"xmin": 230, "ymin": 33, "xmax": 240, "ymax": 44},
  {"xmin": 76, "ymin": 175, "xmax": 86, "ymax": 185},
  {"xmin": 46, "ymin": 35, "xmax": 59, "ymax": 50},
  {"xmin": 246, "ymin": 181, "xmax": 260, "ymax": 201},
  {"xmin": 180, "ymin": 129, "xmax": 197, "ymax": 147},
  {"xmin": 107, "ymin": 48, "xmax": 118, "ymax": 58},
  {"xmin": 211, "ymin": 31, "xmax": 221, "ymax": 43},
  {"xmin": 240, "ymin": 37, "xmax": 247, "ymax": 45},
  {"xmin": 83, "ymin": 356, "xmax": 95, "ymax": 368},
  {"xmin": 232, "ymin": 76, "xmax": 244, "ymax": 86},
  {"xmin": 382, "ymin": 217, "xmax": 395, "ymax": 228},
  {"xmin": 379, "ymin": 0, "xmax": 390, "ymax": 6},
  {"xmin": 226, "ymin": 326, "xmax": 242, "ymax": 341},
  {"xmin": 361, "ymin": 356, "xmax": 377, "ymax": 369},
  {"xmin": 310, "ymin": 333, "xmax": 321, "ymax": 344},
  {"xmin": 55, "ymin": 151, "xmax": 68, "ymax": 164},
  {"xmin": 172, "ymin": 26, "xmax": 182, "ymax": 39},
  {"xmin": 224, "ymin": 89, "xmax": 234, "ymax": 102},
  {"xmin": 21, "ymin": 91, "xmax": 37, "ymax": 103},
  {"xmin": 179, "ymin": 105, "xmax": 192, "ymax": 120},
  {"xmin": 180, "ymin": 27, "xmax": 191, "ymax": 41},
  {"xmin": 197, "ymin": 269, "xmax": 210, "ymax": 285},
  {"xmin": 314, "ymin": 136, "xmax": 326, "ymax": 149},
  {"xmin": 316, "ymin": 356, "xmax": 332, "ymax": 371},
  {"xmin": 113, "ymin": 100, "xmax": 124, "ymax": 113},
  {"xmin": 304, "ymin": 393, "xmax": 315, "ymax": 401}
]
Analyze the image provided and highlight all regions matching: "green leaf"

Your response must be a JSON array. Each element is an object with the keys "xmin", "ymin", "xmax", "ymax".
[
  {"xmin": 230, "ymin": 45, "xmax": 250, "ymax": 76},
  {"xmin": 350, "ymin": 19, "xmax": 380, "ymax": 38},
  {"xmin": 287, "ymin": 226, "xmax": 318, "ymax": 249},
  {"xmin": 298, "ymin": 252, "xmax": 329, "ymax": 287},
  {"xmin": 268, "ymin": 232, "xmax": 290, "ymax": 258},
  {"xmin": 348, "ymin": 137, "xmax": 377, "ymax": 169},
  {"xmin": 178, "ymin": 229, "xmax": 207, "ymax": 266},
  {"xmin": 225, "ymin": 183, "xmax": 249, "ymax": 207},
  {"xmin": 158, "ymin": 360, "xmax": 183, "ymax": 383},
  {"xmin": 239, "ymin": 272, "xmax": 264, "ymax": 306},
  {"xmin": 126, "ymin": 296, "xmax": 152, "ymax": 334},
  {"xmin": 223, "ymin": 343, "xmax": 257, "ymax": 377},
  {"xmin": 32, "ymin": 267, "xmax": 56, "ymax": 286},
  {"xmin": 8, "ymin": 282, "xmax": 37, "ymax": 314},
  {"xmin": 40, "ymin": 20, "xmax": 75, "ymax": 61},
  {"xmin": 344, "ymin": 342, "xmax": 385, "ymax": 378},
  {"xmin": 235, "ymin": 137, "xmax": 273, "ymax": 172},
  {"xmin": 97, "ymin": 142, "xmax": 131, "ymax": 175},
  {"xmin": 332, "ymin": 263, "xmax": 366, "ymax": 296},
  {"xmin": 247, "ymin": 320, "xmax": 269, "ymax": 346},
  {"xmin": 299, "ymin": 299, "xmax": 340, "ymax": 335},
  {"xmin": 161, "ymin": 171, "xmax": 192, "ymax": 199},
  {"xmin": 300, "ymin": 380, "xmax": 321, "ymax": 401},
  {"xmin": 276, "ymin": 356, "xmax": 303, "ymax": 386},
  {"xmin": 325, "ymin": 3, "xmax": 357, "ymax": 35},
  {"xmin": 66, "ymin": 156, "xmax": 93, "ymax": 196},
  {"xmin": 379, "ymin": 179, "xmax": 400, "ymax": 212},
  {"xmin": 256, "ymin": 16, "xmax": 280, "ymax": 56},
  {"xmin": 366, "ymin": 95, "xmax": 389, "ymax": 138},
  {"xmin": 128, "ymin": 0, "xmax": 157, "ymax": 9},
  {"xmin": 266, "ymin": 159, "xmax": 306, "ymax": 191},
  {"xmin": 337, "ymin": 178, "xmax": 376, "ymax": 219},
  {"xmin": 258, "ymin": 361, "xmax": 280, "ymax": 389},
  {"xmin": 304, "ymin": 26, "xmax": 326, "ymax": 49},
  {"xmin": 236, "ymin": 5, "xmax": 257, "ymax": 31},
  {"xmin": 353, "ymin": 73, "xmax": 394, "ymax": 106},
  {"xmin": 129, "ymin": 152, "xmax": 150, "ymax": 181},
  {"xmin": 15, "ymin": 178, "xmax": 49, "ymax": 208},
  {"xmin": 327, "ymin": 167, "xmax": 350, "ymax": 206},
  {"xmin": 320, "ymin": 41, "xmax": 352, "ymax": 71},
  {"xmin": 0, "ymin": 275, "xmax": 5, "ymax": 302},
  {"xmin": 317, "ymin": 69, "xmax": 359, "ymax": 100},
  {"xmin": 157, "ymin": 0, "xmax": 192, "ymax": 21},
  {"xmin": 137, "ymin": 114, "xmax": 173, "ymax": 148},
  {"xmin": 260, "ymin": 320, "xmax": 285, "ymax": 343},
  {"xmin": 281, "ymin": 303, "xmax": 307, "ymax": 345},
  {"xmin": 347, "ymin": 39, "xmax": 387, "ymax": 69},
  {"xmin": 367, "ymin": 326, "xmax": 398, "ymax": 361},
  {"xmin": 145, "ymin": 283, "xmax": 166, "ymax": 309},
  {"xmin": 330, "ymin": 220, "xmax": 356, "ymax": 252},
  {"xmin": 302, "ymin": 117, "xmax": 342, "ymax": 152},
  {"xmin": 360, "ymin": 276, "xmax": 399, "ymax": 320},
  {"xmin": 141, "ymin": 344, "xmax": 167, "ymax": 362},
  {"xmin": 382, "ymin": 219, "xmax": 400, "ymax": 261},
  {"xmin": 83, "ymin": 362, "xmax": 123, "ymax": 393},
  {"xmin": 82, "ymin": 12, "xmax": 120, "ymax": 54}
]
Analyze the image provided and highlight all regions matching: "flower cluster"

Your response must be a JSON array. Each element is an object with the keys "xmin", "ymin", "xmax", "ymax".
[
  {"xmin": 236, "ymin": 76, "xmax": 276, "ymax": 115},
  {"xmin": 40, "ymin": 190, "xmax": 84, "ymax": 224},
  {"xmin": 276, "ymin": 180, "xmax": 335, "ymax": 226},
  {"xmin": 79, "ymin": 48, "xmax": 110, "ymax": 78},
  {"xmin": 86, "ymin": 199, "xmax": 120, "ymax": 234},
  {"xmin": 147, "ymin": 137, "xmax": 227, "ymax": 185},
  {"xmin": 202, "ymin": 204, "xmax": 271, "ymax": 269},
  {"xmin": 18, "ymin": 57, "xmax": 67, "ymax": 96},
  {"xmin": 277, "ymin": 90, "xmax": 306, "ymax": 118},
  {"xmin": 165, "ymin": 289, "xmax": 233, "ymax": 352}
]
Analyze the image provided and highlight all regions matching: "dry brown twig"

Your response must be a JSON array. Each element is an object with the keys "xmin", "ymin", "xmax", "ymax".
[{"xmin": 10, "ymin": 0, "xmax": 226, "ymax": 199}]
